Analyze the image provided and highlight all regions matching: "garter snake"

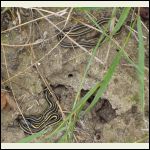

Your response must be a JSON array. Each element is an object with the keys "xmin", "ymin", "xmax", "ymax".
[
  {"xmin": 56, "ymin": 18, "xmax": 122, "ymax": 48},
  {"xmin": 16, "ymin": 89, "xmax": 62, "ymax": 135}
]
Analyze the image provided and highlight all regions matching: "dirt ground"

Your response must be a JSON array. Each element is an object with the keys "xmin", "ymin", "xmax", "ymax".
[{"xmin": 1, "ymin": 7, "xmax": 149, "ymax": 143}]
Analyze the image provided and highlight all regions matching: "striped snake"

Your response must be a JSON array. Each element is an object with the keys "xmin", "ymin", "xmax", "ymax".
[
  {"xmin": 56, "ymin": 18, "xmax": 122, "ymax": 48},
  {"xmin": 16, "ymin": 89, "xmax": 62, "ymax": 135}
]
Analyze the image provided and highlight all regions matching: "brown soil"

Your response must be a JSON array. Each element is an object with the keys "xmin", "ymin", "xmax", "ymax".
[{"xmin": 1, "ymin": 7, "xmax": 149, "ymax": 143}]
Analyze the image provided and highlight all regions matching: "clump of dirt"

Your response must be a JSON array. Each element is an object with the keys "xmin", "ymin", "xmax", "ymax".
[{"xmin": 92, "ymin": 98, "xmax": 117, "ymax": 123}]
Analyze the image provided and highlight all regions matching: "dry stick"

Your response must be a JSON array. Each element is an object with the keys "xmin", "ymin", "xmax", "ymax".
[
  {"xmin": 30, "ymin": 45, "xmax": 65, "ymax": 119},
  {"xmin": 141, "ymin": 21, "xmax": 149, "ymax": 32},
  {"xmin": 125, "ymin": 24, "xmax": 147, "ymax": 41},
  {"xmin": 36, "ymin": 9, "xmax": 105, "ymax": 65},
  {"xmin": 64, "ymin": 7, "xmax": 74, "ymax": 28},
  {"xmin": 16, "ymin": 8, "xmax": 21, "ymax": 25},
  {"xmin": 32, "ymin": 7, "xmax": 67, "ymax": 14},
  {"xmin": 131, "ymin": 8, "xmax": 136, "ymax": 22},
  {"xmin": 121, "ymin": 63, "xmax": 149, "ymax": 72},
  {"xmin": 73, "ymin": 134, "xmax": 79, "ymax": 143},
  {"xmin": 104, "ymin": 40, "xmax": 111, "ymax": 64},
  {"xmin": 32, "ymin": 7, "xmax": 68, "ymax": 18},
  {"xmin": 1, "ymin": 27, "xmax": 73, "ymax": 85},
  {"xmin": 2, "ymin": 45, "xmax": 33, "ymax": 135},
  {"xmin": 124, "ymin": 25, "xmax": 139, "ymax": 42}
]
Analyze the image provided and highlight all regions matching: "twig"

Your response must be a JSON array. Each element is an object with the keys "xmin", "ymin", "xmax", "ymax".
[
  {"xmin": 104, "ymin": 40, "xmax": 111, "ymax": 64},
  {"xmin": 64, "ymin": 7, "xmax": 74, "ymax": 28},
  {"xmin": 141, "ymin": 21, "xmax": 149, "ymax": 33}
]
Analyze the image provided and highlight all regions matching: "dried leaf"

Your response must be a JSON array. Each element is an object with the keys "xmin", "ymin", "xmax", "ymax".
[{"xmin": 1, "ymin": 91, "xmax": 17, "ymax": 110}]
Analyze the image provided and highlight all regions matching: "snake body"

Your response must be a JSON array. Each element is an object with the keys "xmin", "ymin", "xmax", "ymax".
[
  {"xmin": 56, "ymin": 18, "xmax": 121, "ymax": 48},
  {"xmin": 17, "ymin": 89, "xmax": 62, "ymax": 135}
]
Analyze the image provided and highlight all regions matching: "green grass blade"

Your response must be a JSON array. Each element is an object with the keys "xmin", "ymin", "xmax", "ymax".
[
  {"xmin": 112, "ymin": 7, "xmax": 131, "ymax": 35},
  {"xmin": 137, "ymin": 16, "xmax": 145, "ymax": 112}
]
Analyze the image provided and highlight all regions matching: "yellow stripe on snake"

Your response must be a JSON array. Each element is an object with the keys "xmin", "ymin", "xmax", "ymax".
[
  {"xmin": 17, "ymin": 89, "xmax": 62, "ymax": 134},
  {"xmin": 56, "ymin": 18, "xmax": 122, "ymax": 48}
]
